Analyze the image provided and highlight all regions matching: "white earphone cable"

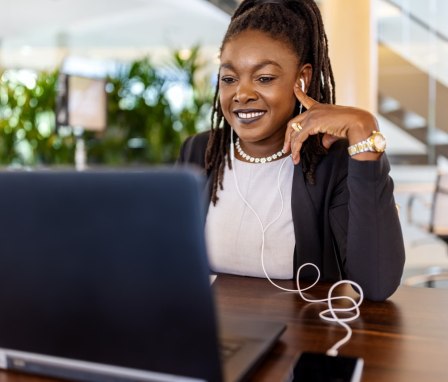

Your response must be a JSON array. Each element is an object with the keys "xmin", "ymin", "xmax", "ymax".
[{"xmin": 230, "ymin": 129, "xmax": 363, "ymax": 356}]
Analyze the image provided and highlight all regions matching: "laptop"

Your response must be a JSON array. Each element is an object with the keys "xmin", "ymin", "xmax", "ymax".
[{"xmin": 0, "ymin": 168, "xmax": 285, "ymax": 382}]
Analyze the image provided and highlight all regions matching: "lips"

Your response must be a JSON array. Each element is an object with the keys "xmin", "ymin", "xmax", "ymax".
[{"xmin": 233, "ymin": 109, "xmax": 266, "ymax": 124}]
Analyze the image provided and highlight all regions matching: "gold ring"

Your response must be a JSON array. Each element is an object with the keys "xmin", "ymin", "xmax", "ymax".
[{"xmin": 291, "ymin": 122, "xmax": 303, "ymax": 133}]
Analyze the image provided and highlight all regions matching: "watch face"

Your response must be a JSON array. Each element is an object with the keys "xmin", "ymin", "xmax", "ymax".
[{"xmin": 373, "ymin": 133, "xmax": 386, "ymax": 152}]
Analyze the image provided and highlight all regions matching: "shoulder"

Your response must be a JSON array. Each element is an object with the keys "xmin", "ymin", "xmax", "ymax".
[{"xmin": 177, "ymin": 130, "xmax": 211, "ymax": 168}]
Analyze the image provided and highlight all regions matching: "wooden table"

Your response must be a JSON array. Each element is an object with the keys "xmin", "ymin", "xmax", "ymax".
[
  {"xmin": 213, "ymin": 275, "xmax": 448, "ymax": 382},
  {"xmin": 0, "ymin": 275, "xmax": 447, "ymax": 381}
]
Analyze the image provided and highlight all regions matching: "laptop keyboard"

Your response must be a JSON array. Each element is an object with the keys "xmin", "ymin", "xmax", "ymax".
[{"xmin": 219, "ymin": 338, "xmax": 244, "ymax": 360}]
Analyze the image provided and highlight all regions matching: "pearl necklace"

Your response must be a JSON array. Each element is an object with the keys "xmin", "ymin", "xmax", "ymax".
[{"xmin": 235, "ymin": 138, "xmax": 286, "ymax": 164}]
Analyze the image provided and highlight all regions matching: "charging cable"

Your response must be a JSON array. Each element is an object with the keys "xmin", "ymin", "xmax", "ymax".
[{"xmin": 230, "ymin": 128, "xmax": 364, "ymax": 356}]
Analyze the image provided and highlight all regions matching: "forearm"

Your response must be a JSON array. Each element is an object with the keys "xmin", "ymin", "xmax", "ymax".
[{"xmin": 343, "ymin": 155, "xmax": 405, "ymax": 301}]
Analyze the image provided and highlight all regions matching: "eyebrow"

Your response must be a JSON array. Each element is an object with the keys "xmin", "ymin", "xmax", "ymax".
[{"xmin": 220, "ymin": 60, "xmax": 282, "ymax": 72}]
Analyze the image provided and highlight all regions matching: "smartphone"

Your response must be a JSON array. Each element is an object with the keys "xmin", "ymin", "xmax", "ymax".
[{"xmin": 292, "ymin": 352, "xmax": 364, "ymax": 382}]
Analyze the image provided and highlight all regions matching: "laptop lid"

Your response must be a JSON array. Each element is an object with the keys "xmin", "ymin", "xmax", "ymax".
[{"xmin": 0, "ymin": 169, "xmax": 222, "ymax": 381}]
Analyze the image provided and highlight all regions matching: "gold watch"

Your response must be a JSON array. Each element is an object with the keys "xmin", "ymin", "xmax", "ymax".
[{"xmin": 347, "ymin": 131, "xmax": 386, "ymax": 156}]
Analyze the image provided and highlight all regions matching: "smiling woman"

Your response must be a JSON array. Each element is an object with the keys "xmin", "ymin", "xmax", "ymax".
[
  {"xmin": 219, "ymin": 30, "xmax": 301, "ymax": 157},
  {"xmin": 177, "ymin": 0, "xmax": 405, "ymax": 302}
]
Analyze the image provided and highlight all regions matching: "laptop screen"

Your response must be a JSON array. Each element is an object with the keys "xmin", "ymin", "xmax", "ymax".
[{"xmin": 0, "ymin": 169, "xmax": 222, "ymax": 381}]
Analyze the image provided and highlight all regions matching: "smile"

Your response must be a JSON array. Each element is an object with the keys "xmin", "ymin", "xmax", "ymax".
[
  {"xmin": 233, "ymin": 110, "xmax": 266, "ymax": 124},
  {"xmin": 237, "ymin": 111, "xmax": 265, "ymax": 119}
]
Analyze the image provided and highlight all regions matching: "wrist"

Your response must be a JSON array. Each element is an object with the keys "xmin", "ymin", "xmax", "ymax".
[
  {"xmin": 346, "ymin": 113, "xmax": 378, "ymax": 145},
  {"xmin": 347, "ymin": 130, "xmax": 386, "ymax": 158}
]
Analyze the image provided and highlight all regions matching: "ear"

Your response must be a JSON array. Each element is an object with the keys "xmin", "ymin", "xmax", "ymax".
[{"xmin": 296, "ymin": 64, "xmax": 313, "ymax": 93}]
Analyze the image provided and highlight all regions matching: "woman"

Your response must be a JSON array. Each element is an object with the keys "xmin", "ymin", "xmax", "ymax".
[{"xmin": 178, "ymin": 0, "xmax": 405, "ymax": 301}]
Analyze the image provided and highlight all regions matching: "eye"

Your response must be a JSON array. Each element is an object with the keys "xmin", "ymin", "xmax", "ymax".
[
  {"xmin": 220, "ymin": 76, "xmax": 236, "ymax": 85},
  {"xmin": 258, "ymin": 76, "xmax": 275, "ymax": 84}
]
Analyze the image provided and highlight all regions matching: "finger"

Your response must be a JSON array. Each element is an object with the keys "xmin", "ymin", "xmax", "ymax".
[
  {"xmin": 284, "ymin": 120, "xmax": 304, "ymax": 153},
  {"xmin": 291, "ymin": 127, "xmax": 312, "ymax": 165},
  {"xmin": 291, "ymin": 140, "xmax": 301, "ymax": 165},
  {"xmin": 283, "ymin": 125, "xmax": 292, "ymax": 154},
  {"xmin": 308, "ymin": 124, "xmax": 348, "ymax": 140},
  {"xmin": 322, "ymin": 133, "xmax": 340, "ymax": 149},
  {"xmin": 294, "ymin": 83, "xmax": 318, "ymax": 110},
  {"xmin": 291, "ymin": 121, "xmax": 304, "ymax": 133}
]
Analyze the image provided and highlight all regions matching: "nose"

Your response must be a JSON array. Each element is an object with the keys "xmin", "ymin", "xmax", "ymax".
[{"xmin": 233, "ymin": 80, "xmax": 257, "ymax": 104}]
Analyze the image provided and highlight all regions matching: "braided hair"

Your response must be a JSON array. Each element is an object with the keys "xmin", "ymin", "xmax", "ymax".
[{"xmin": 206, "ymin": 0, "xmax": 335, "ymax": 205}]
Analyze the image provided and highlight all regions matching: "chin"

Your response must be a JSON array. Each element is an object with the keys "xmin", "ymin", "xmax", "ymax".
[
  {"xmin": 232, "ymin": 124, "xmax": 268, "ymax": 141},
  {"xmin": 232, "ymin": 130, "xmax": 258, "ymax": 143}
]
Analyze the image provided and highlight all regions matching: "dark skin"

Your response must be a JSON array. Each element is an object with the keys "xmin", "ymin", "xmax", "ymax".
[
  {"xmin": 219, "ymin": 29, "xmax": 300, "ymax": 160},
  {"xmin": 285, "ymin": 84, "xmax": 382, "ymax": 164},
  {"xmin": 219, "ymin": 29, "xmax": 382, "ymax": 164}
]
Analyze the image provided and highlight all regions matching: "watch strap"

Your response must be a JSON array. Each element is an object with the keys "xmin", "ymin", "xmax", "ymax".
[{"xmin": 347, "ymin": 131, "xmax": 385, "ymax": 157}]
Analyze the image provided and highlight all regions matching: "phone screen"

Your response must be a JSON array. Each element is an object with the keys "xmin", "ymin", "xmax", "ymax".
[{"xmin": 292, "ymin": 352, "xmax": 363, "ymax": 382}]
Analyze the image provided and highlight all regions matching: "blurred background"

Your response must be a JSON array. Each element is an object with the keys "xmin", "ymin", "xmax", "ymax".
[{"xmin": 1, "ymin": 0, "xmax": 448, "ymax": 286}]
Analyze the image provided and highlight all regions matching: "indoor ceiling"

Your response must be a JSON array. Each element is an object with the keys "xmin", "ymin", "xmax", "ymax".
[
  {"xmin": 1, "ymin": 0, "xmax": 447, "ymax": 80},
  {"xmin": 0, "ymin": 0, "xmax": 231, "ymax": 69}
]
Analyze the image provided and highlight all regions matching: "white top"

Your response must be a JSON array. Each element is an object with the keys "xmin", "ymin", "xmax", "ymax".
[{"xmin": 205, "ymin": 156, "xmax": 295, "ymax": 279}]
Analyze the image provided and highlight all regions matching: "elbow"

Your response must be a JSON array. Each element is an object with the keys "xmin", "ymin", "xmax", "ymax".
[
  {"xmin": 361, "ymin": 279, "xmax": 401, "ymax": 302},
  {"xmin": 348, "ymin": 255, "xmax": 405, "ymax": 302},
  {"xmin": 356, "ymin": 260, "xmax": 405, "ymax": 302},
  {"xmin": 347, "ymin": 237, "xmax": 405, "ymax": 302}
]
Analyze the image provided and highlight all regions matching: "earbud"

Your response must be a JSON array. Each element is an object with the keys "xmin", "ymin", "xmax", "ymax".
[{"xmin": 298, "ymin": 79, "xmax": 306, "ymax": 115}]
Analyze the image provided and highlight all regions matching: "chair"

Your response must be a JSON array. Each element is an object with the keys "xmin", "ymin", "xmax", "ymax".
[
  {"xmin": 407, "ymin": 172, "xmax": 448, "ymax": 243},
  {"xmin": 405, "ymin": 171, "xmax": 448, "ymax": 287}
]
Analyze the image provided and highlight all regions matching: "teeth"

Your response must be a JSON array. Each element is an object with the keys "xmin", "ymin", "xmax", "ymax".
[{"xmin": 237, "ymin": 111, "xmax": 264, "ymax": 119}]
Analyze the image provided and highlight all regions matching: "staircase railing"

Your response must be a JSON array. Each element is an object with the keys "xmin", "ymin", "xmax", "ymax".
[{"xmin": 378, "ymin": 0, "xmax": 448, "ymax": 164}]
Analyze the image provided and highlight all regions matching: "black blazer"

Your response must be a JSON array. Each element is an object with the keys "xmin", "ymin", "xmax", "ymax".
[{"xmin": 178, "ymin": 131, "xmax": 405, "ymax": 301}]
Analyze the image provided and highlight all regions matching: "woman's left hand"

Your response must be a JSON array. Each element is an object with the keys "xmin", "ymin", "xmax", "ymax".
[{"xmin": 283, "ymin": 83, "xmax": 382, "ymax": 165}]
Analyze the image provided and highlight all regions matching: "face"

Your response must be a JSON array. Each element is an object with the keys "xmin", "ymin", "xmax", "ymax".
[{"xmin": 219, "ymin": 29, "xmax": 302, "ymax": 152}]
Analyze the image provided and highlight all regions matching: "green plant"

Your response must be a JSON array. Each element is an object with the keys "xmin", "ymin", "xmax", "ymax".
[
  {"xmin": 0, "ymin": 46, "xmax": 214, "ymax": 167},
  {"xmin": 88, "ymin": 56, "xmax": 177, "ymax": 165},
  {"xmin": 0, "ymin": 68, "xmax": 75, "ymax": 165},
  {"xmin": 89, "ymin": 47, "xmax": 213, "ymax": 165},
  {"xmin": 167, "ymin": 46, "xmax": 214, "ymax": 137}
]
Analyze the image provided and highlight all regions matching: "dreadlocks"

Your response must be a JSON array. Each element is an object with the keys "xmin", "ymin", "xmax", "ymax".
[{"xmin": 206, "ymin": 0, "xmax": 336, "ymax": 205}]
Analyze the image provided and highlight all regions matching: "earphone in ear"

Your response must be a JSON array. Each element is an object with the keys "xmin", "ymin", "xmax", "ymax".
[{"xmin": 298, "ymin": 79, "xmax": 306, "ymax": 114}]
